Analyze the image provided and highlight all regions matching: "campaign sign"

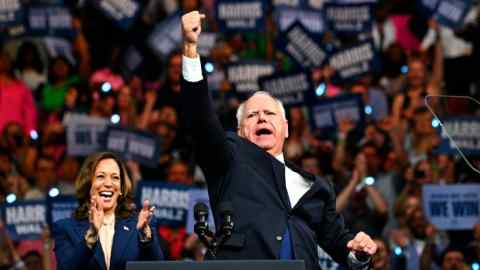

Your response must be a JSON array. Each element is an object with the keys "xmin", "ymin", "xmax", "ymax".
[
  {"xmin": 324, "ymin": 2, "xmax": 374, "ymax": 35},
  {"xmin": 2, "ymin": 200, "xmax": 47, "ymax": 240},
  {"xmin": 272, "ymin": 0, "xmax": 307, "ymax": 9},
  {"xmin": 273, "ymin": 7, "xmax": 325, "ymax": 34},
  {"xmin": 198, "ymin": 32, "xmax": 217, "ymax": 57},
  {"xmin": 64, "ymin": 113, "xmax": 109, "ymax": 157},
  {"xmin": 226, "ymin": 60, "xmax": 276, "ymax": 96},
  {"xmin": 423, "ymin": 184, "xmax": 480, "ymax": 230},
  {"xmin": 0, "ymin": 0, "xmax": 26, "ymax": 40},
  {"xmin": 435, "ymin": 117, "xmax": 480, "ymax": 156},
  {"xmin": 0, "ymin": 0, "xmax": 23, "ymax": 26},
  {"xmin": 46, "ymin": 195, "xmax": 77, "ymax": 226},
  {"xmin": 216, "ymin": 0, "xmax": 267, "ymax": 32},
  {"xmin": 259, "ymin": 70, "xmax": 313, "ymax": 106},
  {"xmin": 417, "ymin": 0, "xmax": 441, "ymax": 17},
  {"xmin": 105, "ymin": 126, "xmax": 162, "ymax": 167},
  {"xmin": 186, "ymin": 189, "xmax": 215, "ymax": 234},
  {"xmin": 148, "ymin": 14, "xmax": 182, "ymax": 58},
  {"xmin": 91, "ymin": 0, "xmax": 140, "ymax": 30},
  {"xmin": 434, "ymin": 0, "xmax": 472, "ymax": 29},
  {"xmin": 27, "ymin": 5, "xmax": 75, "ymax": 38},
  {"xmin": 137, "ymin": 181, "xmax": 190, "ymax": 228},
  {"xmin": 328, "ymin": 41, "xmax": 378, "ymax": 83},
  {"xmin": 308, "ymin": 94, "xmax": 365, "ymax": 131},
  {"xmin": 277, "ymin": 22, "xmax": 327, "ymax": 70}
]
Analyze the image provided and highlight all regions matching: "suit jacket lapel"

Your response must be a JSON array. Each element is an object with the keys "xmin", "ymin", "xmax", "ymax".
[
  {"xmin": 74, "ymin": 220, "xmax": 107, "ymax": 270},
  {"xmin": 110, "ymin": 217, "xmax": 135, "ymax": 269},
  {"xmin": 271, "ymin": 157, "xmax": 292, "ymax": 210}
]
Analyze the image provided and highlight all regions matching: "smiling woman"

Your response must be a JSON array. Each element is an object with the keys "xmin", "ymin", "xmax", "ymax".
[
  {"xmin": 53, "ymin": 152, "xmax": 163, "ymax": 270},
  {"xmin": 74, "ymin": 152, "xmax": 133, "ymax": 220}
]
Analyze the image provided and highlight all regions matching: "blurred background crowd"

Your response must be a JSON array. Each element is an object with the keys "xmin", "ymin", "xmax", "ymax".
[{"xmin": 1, "ymin": 0, "xmax": 480, "ymax": 269}]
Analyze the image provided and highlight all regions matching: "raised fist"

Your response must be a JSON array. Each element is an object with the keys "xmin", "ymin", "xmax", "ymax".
[{"xmin": 181, "ymin": 11, "xmax": 206, "ymax": 45}]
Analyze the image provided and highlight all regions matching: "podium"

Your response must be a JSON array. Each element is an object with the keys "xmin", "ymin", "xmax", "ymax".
[{"xmin": 127, "ymin": 260, "xmax": 306, "ymax": 270}]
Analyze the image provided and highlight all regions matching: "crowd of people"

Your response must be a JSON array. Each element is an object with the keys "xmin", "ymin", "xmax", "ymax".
[{"xmin": 1, "ymin": 0, "xmax": 480, "ymax": 269}]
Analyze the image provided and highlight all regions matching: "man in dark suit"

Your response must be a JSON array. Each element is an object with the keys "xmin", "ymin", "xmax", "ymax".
[{"xmin": 180, "ymin": 11, "xmax": 377, "ymax": 270}]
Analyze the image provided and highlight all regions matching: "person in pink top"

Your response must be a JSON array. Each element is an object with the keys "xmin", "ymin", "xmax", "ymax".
[{"xmin": 0, "ymin": 51, "xmax": 38, "ymax": 137}]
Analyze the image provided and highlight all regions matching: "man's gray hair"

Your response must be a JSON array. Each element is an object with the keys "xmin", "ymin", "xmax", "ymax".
[{"xmin": 236, "ymin": 91, "xmax": 287, "ymax": 127}]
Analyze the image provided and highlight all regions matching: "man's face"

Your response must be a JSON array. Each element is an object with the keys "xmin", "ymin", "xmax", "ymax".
[
  {"xmin": 35, "ymin": 159, "xmax": 56, "ymax": 191},
  {"xmin": 442, "ymin": 251, "xmax": 465, "ymax": 270},
  {"xmin": 238, "ymin": 94, "xmax": 288, "ymax": 156},
  {"xmin": 168, "ymin": 54, "xmax": 182, "ymax": 84},
  {"xmin": 407, "ymin": 60, "xmax": 426, "ymax": 87}
]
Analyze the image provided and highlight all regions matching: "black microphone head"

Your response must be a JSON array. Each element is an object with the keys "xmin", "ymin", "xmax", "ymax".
[
  {"xmin": 194, "ymin": 202, "xmax": 209, "ymax": 220},
  {"xmin": 219, "ymin": 202, "xmax": 234, "ymax": 217}
]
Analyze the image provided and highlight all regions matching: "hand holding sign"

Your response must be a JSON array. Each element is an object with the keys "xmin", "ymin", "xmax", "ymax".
[{"xmin": 182, "ymin": 11, "xmax": 206, "ymax": 58}]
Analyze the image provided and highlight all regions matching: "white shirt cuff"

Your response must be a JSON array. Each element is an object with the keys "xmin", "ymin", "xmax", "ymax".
[
  {"xmin": 182, "ymin": 55, "xmax": 203, "ymax": 82},
  {"xmin": 348, "ymin": 251, "xmax": 370, "ymax": 270}
]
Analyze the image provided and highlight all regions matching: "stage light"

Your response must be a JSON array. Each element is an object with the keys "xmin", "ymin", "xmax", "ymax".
[
  {"xmin": 364, "ymin": 105, "xmax": 373, "ymax": 115},
  {"xmin": 432, "ymin": 118, "xmax": 440, "ymax": 128},
  {"xmin": 110, "ymin": 114, "xmax": 120, "ymax": 124},
  {"xmin": 316, "ymin": 83, "xmax": 326, "ymax": 96},
  {"xmin": 364, "ymin": 176, "xmax": 375, "ymax": 186},
  {"xmin": 205, "ymin": 62, "xmax": 214, "ymax": 73},
  {"xmin": 101, "ymin": 82, "xmax": 112, "ymax": 93},
  {"xmin": 394, "ymin": 246, "xmax": 403, "ymax": 256},
  {"xmin": 48, "ymin": 187, "xmax": 60, "ymax": 198},
  {"xmin": 6, "ymin": 193, "xmax": 16, "ymax": 203},
  {"xmin": 30, "ymin": 130, "xmax": 39, "ymax": 140},
  {"xmin": 472, "ymin": 263, "xmax": 479, "ymax": 270},
  {"xmin": 401, "ymin": 65, "xmax": 408, "ymax": 74}
]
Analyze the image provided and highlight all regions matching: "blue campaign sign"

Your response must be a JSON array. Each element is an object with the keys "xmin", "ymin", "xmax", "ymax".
[
  {"xmin": 2, "ymin": 200, "xmax": 47, "ymax": 241},
  {"xmin": 90, "ymin": 0, "xmax": 141, "ymax": 30},
  {"xmin": 328, "ymin": 41, "xmax": 379, "ymax": 83},
  {"xmin": 136, "ymin": 181, "xmax": 191, "ymax": 228},
  {"xmin": 46, "ymin": 195, "xmax": 78, "ymax": 226},
  {"xmin": 0, "ymin": 0, "xmax": 24, "ymax": 26},
  {"xmin": 259, "ymin": 70, "xmax": 314, "ymax": 106},
  {"xmin": 434, "ymin": 0, "xmax": 473, "ymax": 29},
  {"xmin": 308, "ymin": 93, "xmax": 365, "ymax": 131},
  {"xmin": 148, "ymin": 14, "xmax": 182, "ymax": 58},
  {"xmin": 324, "ymin": 2, "xmax": 375, "ymax": 36},
  {"xmin": 186, "ymin": 189, "xmax": 215, "ymax": 234},
  {"xmin": 26, "ymin": 4, "xmax": 75, "ymax": 38},
  {"xmin": 0, "ymin": 0, "xmax": 27, "ymax": 40},
  {"xmin": 64, "ymin": 113, "xmax": 109, "ymax": 157},
  {"xmin": 273, "ymin": 7, "xmax": 325, "ymax": 34},
  {"xmin": 226, "ymin": 60, "xmax": 276, "ymax": 97},
  {"xmin": 104, "ymin": 126, "xmax": 162, "ymax": 168},
  {"xmin": 417, "ymin": 0, "xmax": 441, "ymax": 17},
  {"xmin": 435, "ymin": 117, "xmax": 480, "ymax": 156},
  {"xmin": 216, "ymin": 0, "xmax": 267, "ymax": 32},
  {"xmin": 276, "ymin": 21, "xmax": 327, "ymax": 70},
  {"xmin": 423, "ymin": 184, "xmax": 480, "ymax": 230},
  {"xmin": 272, "ymin": 0, "xmax": 308, "ymax": 9}
]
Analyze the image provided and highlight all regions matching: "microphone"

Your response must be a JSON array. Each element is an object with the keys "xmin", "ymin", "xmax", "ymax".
[
  {"xmin": 219, "ymin": 202, "xmax": 234, "ymax": 238},
  {"xmin": 354, "ymin": 251, "xmax": 371, "ymax": 263},
  {"xmin": 194, "ymin": 202, "xmax": 210, "ymax": 237}
]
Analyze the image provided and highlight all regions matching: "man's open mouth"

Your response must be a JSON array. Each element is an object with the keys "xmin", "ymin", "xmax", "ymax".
[{"xmin": 256, "ymin": 128, "xmax": 273, "ymax": 136}]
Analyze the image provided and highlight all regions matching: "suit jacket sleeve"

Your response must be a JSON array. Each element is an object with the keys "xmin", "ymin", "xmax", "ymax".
[
  {"xmin": 180, "ymin": 75, "xmax": 234, "ymax": 203},
  {"xmin": 315, "ymin": 181, "xmax": 354, "ymax": 266},
  {"xmin": 53, "ymin": 219, "xmax": 96, "ymax": 270},
  {"xmin": 137, "ymin": 218, "xmax": 164, "ymax": 260}
]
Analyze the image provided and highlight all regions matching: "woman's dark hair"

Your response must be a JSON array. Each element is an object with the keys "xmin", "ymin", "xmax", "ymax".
[
  {"xmin": 47, "ymin": 55, "xmax": 74, "ymax": 83},
  {"xmin": 73, "ymin": 152, "xmax": 134, "ymax": 220},
  {"xmin": 14, "ymin": 41, "xmax": 44, "ymax": 73}
]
